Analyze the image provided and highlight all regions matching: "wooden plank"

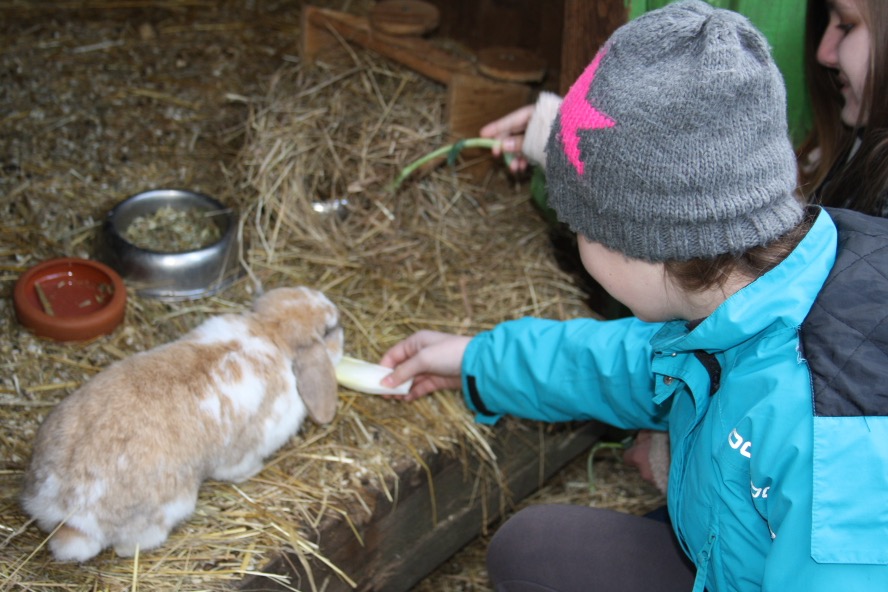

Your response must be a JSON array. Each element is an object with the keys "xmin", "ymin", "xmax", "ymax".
[
  {"xmin": 446, "ymin": 72, "xmax": 532, "ymax": 139},
  {"xmin": 301, "ymin": 5, "xmax": 533, "ymax": 140},
  {"xmin": 237, "ymin": 421, "xmax": 604, "ymax": 592},
  {"xmin": 301, "ymin": 5, "xmax": 474, "ymax": 85}
]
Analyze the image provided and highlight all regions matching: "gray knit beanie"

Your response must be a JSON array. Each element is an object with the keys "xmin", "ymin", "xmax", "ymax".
[{"xmin": 545, "ymin": 0, "xmax": 804, "ymax": 262}]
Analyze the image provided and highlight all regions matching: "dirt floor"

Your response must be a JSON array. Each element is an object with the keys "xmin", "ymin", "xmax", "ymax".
[{"xmin": 1, "ymin": 2, "xmax": 664, "ymax": 590}]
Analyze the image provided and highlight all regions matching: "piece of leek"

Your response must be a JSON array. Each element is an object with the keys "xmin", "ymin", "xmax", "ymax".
[{"xmin": 391, "ymin": 138, "xmax": 512, "ymax": 190}]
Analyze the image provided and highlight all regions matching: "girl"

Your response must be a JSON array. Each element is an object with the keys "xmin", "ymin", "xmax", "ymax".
[
  {"xmin": 379, "ymin": 2, "xmax": 888, "ymax": 590},
  {"xmin": 632, "ymin": 0, "xmax": 888, "ymax": 496},
  {"xmin": 496, "ymin": 0, "xmax": 888, "ymax": 495},
  {"xmin": 800, "ymin": 0, "xmax": 888, "ymax": 216}
]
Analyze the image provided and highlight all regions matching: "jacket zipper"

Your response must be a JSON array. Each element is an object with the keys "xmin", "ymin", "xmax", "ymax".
[{"xmin": 692, "ymin": 530, "xmax": 717, "ymax": 592}]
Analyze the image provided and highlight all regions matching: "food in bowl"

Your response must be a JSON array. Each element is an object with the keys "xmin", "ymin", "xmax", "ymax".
[{"xmin": 99, "ymin": 189, "xmax": 242, "ymax": 301}]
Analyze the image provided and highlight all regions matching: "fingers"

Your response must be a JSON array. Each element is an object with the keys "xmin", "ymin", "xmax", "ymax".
[
  {"xmin": 480, "ymin": 105, "xmax": 536, "ymax": 139},
  {"xmin": 380, "ymin": 353, "xmax": 425, "ymax": 390},
  {"xmin": 399, "ymin": 375, "xmax": 462, "ymax": 401},
  {"xmin": 379, "ymin": 330, "xmax": 445, "ymax": 369},
  {"xmin": 377, "ymin": 332, "xmax": 470, "ymax": 401},
  {"xmin": 486, "ymin": 134, "xmax": 529, "ymax": 173},
  {"xmin": 507, "ymin": 152, "xmax": 530, "ymax": 173},
  {"xmin": 378, "ymin": 330, "xmax": 446, "ymax": 392},
  {"xmin": 480, "ymin": 105, "xmax": 535, "ymax": 174},
  {"xmin": 378, "ymin": 341, "xmax": 409, "ymax": 370},
  {"xmin": 380, "ymin": 372, "xmax": 459, "ymax": 402},
  {"xmin": 498, "ymin": 136, "xmax": 523, "ymax": 156}
]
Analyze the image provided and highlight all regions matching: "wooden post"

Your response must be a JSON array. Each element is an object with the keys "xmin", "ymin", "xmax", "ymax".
[{"xmin": 559, "ymin": 0, "xmax": 628, "ymax": 94}]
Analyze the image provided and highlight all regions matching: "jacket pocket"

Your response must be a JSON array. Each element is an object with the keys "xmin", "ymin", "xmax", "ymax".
[{"xmin": 812, "ymin": 415, "xmax": 888, "ymax": 564}]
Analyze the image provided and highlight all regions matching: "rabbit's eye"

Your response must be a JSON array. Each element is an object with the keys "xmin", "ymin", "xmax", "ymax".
[{"xmin": 323, "ymin": 320, "xmax": 340, "ymax": 337}]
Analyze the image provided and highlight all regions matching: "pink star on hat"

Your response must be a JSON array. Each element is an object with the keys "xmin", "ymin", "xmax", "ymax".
[{"xmin": 559, "ymin": 48, "xmax": 616, "ymax": 176}]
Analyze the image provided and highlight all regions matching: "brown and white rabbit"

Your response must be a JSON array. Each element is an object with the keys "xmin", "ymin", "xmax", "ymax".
[{"xmin": 21, "ymin": 286, "xmax": 343, "ymax": 562}]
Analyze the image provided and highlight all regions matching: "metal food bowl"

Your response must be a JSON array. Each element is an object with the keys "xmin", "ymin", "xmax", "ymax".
[{"xmin": 99, "ymin": 189, "xmax": 242, "ymax": 301}]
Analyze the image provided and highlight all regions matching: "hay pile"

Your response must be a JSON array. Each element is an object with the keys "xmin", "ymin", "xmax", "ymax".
[{"xmin": 0, "ymin": 4, "xmax": 612, "ymax": 589}]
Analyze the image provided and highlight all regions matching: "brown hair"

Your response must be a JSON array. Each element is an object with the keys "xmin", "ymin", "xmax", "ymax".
[
  {"xmin": 798, "ymin": 0, "xmax": 888, "ymax": 216},
  {"xmin": 664, "ymin": 214, "xmax": 814, "ymax": 293}
]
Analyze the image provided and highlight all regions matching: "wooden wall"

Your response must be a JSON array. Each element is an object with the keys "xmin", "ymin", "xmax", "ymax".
[{"xmin": 422, "ymin": 0, "xmax": 628, "ymax": 94}]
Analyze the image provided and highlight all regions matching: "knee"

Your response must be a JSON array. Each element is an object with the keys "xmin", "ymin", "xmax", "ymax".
[{"xmin": 487, "ymin": 505, "xmax": 559, "ymax": 585}]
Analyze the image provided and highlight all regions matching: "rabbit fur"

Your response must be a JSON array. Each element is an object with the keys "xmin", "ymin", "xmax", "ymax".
[{"xmin": 21, "ymin": 286, "xmax": 343, "ymax": 562}]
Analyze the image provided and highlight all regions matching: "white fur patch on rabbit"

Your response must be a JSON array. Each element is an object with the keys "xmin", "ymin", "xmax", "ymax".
[{"xmin": 21, "ymin": 286, "xmax": 343, "ymax": 562}]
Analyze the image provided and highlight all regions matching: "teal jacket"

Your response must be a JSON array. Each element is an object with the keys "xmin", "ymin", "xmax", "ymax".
[{"xmin": 461, "ymin": 208, "xmax": 888, "ymax": 591}]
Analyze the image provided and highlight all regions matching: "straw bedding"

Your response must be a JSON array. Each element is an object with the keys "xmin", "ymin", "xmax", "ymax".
[{"xmin": 0, "ymin": 2, "xmax": 663, "ymax": 590}]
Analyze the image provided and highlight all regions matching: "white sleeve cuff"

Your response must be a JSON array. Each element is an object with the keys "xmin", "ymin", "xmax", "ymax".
[{"xmin": 522, "ymin": 91, "xmax": 563, "ymax": 168}]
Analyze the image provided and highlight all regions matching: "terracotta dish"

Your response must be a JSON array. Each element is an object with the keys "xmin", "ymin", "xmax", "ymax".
[{"xmin": 14, "ymin": 257, "xmax": 126, "ymax": 342}]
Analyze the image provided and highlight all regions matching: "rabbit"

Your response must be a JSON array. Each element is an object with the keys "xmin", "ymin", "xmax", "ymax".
[{"xmin": 21, "ymin": 286, "xmax": 343, "ymax": 562}]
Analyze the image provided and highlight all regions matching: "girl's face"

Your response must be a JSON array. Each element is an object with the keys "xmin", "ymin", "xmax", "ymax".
[
  {"xmin": 577, "ymin": 236, "xmax": 680, "ymax": 323},
  {"xmin": 817, "ymin": 0, "xmax": 871, "ymax": 126}
]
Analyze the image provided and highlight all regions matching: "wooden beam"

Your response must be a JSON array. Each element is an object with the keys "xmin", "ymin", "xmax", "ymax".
[
  {"xmin": 237, "ymin": 421, "xmax": 604, "ymax": 592},
  {"xmin": 301, "ymin": 5, "xmax": 535, "ymax": 139},
  {"xmin": 302, "ymin": 5, "xmax": 474, "ymax": 85}
]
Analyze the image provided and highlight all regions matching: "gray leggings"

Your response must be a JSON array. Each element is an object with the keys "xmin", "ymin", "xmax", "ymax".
[{"xmin": 487, "ymin": 505, "xmax": 696, "ymax": 592}]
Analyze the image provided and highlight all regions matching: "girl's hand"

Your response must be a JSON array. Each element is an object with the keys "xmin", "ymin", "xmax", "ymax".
[
  {"xmin": 379, "ymin": 330, "xmax": 472, "ymax": 401},
  {"xmin": 480, "ymin": 104, "xmax": 535, "ymax": 174}
]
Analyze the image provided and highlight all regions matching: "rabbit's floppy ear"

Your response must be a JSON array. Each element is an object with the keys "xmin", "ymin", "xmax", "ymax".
[{"xmin": 293, "ymin": 339, "xmax": 339, "ymax": 424}]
